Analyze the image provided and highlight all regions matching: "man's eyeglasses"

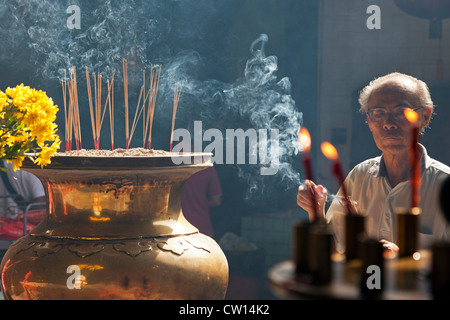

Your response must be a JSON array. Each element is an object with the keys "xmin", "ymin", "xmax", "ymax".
[{"xmin": 366, "ymin": 106, "xmax": 423, "ymax": 123}]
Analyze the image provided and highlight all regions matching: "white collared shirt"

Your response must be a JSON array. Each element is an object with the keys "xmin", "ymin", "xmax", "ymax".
[{"xmin": 326, "ymin": 144, "xmax": 450, "ymax": 251}]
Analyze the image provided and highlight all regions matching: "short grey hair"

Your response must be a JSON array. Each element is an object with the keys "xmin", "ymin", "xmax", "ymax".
[{"xmin": 358, "ymin": 72, "xmax": 434, "ymax": 113}]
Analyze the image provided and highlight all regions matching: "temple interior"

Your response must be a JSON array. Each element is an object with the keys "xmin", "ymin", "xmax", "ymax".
[{"xmin": 1, "ymin": 0, "xmax": 450, "ymax": 303}]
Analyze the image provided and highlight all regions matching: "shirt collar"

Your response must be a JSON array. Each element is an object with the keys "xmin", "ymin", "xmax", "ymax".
[
  {"xmin": 368, "ymin": 143, "xmax": 430, "ymax": 178},
  {"xmin": 420, "ymin": 143, "xmax": 432, "ymax": 170}
]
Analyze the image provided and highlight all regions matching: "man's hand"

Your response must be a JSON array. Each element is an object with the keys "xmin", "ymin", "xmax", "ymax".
[
  {"xmin": 297, "ymin": 179, "xmax": 327, "ymax": 222},
  {"xmin": 380, "ymin": 239, "xmax": 399, "ymax": 258}
]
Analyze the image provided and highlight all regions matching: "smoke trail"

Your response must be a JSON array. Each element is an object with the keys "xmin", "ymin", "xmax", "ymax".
[
  {"xmin": 219, "ymin": 34, "xmax": 302, "ymax": 200},
  {"xmin": 159, "ymin": 34, "xmax": 303, "ymax": 203}
]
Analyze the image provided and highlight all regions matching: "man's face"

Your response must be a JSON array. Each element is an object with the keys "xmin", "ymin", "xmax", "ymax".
[{"xmin": 366, "ymin": 79, "xmax": 431, "ymax": 157}]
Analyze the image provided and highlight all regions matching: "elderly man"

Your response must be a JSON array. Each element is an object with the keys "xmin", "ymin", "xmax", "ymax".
[{"xmin": 297, "ymin": 72, "xmax": 450, "ymax": 253}]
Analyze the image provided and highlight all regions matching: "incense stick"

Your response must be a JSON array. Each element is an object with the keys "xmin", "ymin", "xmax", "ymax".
[
  {"xmin": 96, "ymin": 73, "xmax": 101, "ymax": 149},
  {"xmin": 145, "ymin": 65, "xmax": 161, "ymax": 149},
  {"xmin": 98, "ymin": 71, "xmax": 115, "ymax": 148},
  {"xmin": 170, "ymin": 83, "xmax": 183, "ymax": 152},
  {"xmin": 123, "ymin": 58, "xmax": 130, "ymax": 149},
  {"xmin": 68, "ymin": 67, "xmax": 81, "ymax": 155},
  {"xmin": 109, "ymin": 74, "xmax": 115, "ymax": 150},
  {"xmin": 86, "ymin": 67, "xmax": 96, "ymax": 149},
  {"xmin": 92, "ymin": 72, "xmax": 101, "ymax": 149},
  {"xmin": 66, "ymin": 77, "xmax": 73, "ymax": 151},
  {"xmin": 62, "ymin": 70, "xmax": 70, "ymax": 151},
  {"xmin": 129, "ymin": 80, "xmax": 145, "ymax": 146},
  {"xmin": 73, "ymin": 68, "xmax": 82, "ymax": 151},
  {"xmin": 86, "ymin": 68, "xmax": 115, "ymax": 150}
]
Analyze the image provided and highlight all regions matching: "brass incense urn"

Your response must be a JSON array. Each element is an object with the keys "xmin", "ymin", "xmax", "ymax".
[{"xmin": 0, "ymin": 153, "xmax": 229, "ymax": 300}]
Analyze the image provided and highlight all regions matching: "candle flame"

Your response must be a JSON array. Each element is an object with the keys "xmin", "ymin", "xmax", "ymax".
[
  {"xmin": 404, "ymin": 108, "xmax": 419, "ymax": 124},
  {"xmin": 321, "ymin": 141, "xmax": 338, "ymax": 160},
  {"xmin": 297, "ymin": 127, "xmax": 311, "ymax": 152}
]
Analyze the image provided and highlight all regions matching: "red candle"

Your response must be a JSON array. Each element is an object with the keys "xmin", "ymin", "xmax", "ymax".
[
  {"xmin": 321, "ymin": 141, "xmax": 355, "ymax": 215},
  {"xmin": 298, "ymin": 128, "xmax": 314, "ymax": 180},
  {"xmin": 404, "ymin": 109, "xmax": 421, "ymax": 209},
  {"xmin": 298, "ymin": 127, "xmax": 319, "ymax": 219}
]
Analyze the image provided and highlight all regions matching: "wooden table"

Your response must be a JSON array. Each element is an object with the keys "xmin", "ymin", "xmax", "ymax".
[{"xmin": 268, "ymin": 251, "xmax": 432, "ymax": 300}]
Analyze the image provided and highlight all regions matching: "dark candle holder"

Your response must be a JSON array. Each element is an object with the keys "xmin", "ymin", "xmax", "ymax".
[
  {"xmin": 308, "ymin": 223, "xmax": 334, "ymax": 285},
  {"xmin": 293, "ymin": 221, "xmax": 312, "ymax": 275},
  {"xmin": 345, "ymin": 213, "xmax": 366, "ymax": 260},
  {"xmin": 358, "ymin": 237, "xmax": 384, "ymax": 298},
  {"xmin": 432, "ymin": 240, "xmax": 450, "ymax": 299},
  {"xmin": 396, "ymin": 208, "xmax": 420, "ymax": 257}
]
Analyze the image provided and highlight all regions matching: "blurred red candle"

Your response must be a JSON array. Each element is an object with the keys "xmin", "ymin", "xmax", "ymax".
[
  {"xmin": 404, "ymin": 109, "xmax": 421, "ymax": 209},
  {"xmin": 298, "ymin": 127, "xmax": 319, "ymax": 219},
  {"xmin": 298, "ymin": 128, "xmax": 314, "ymax": 180},
  {"xmin": 321, "ymin": 141, "xmax": 355, "ymax": 215}
]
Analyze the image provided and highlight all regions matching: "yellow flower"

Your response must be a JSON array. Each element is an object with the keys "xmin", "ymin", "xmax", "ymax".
[
  {"xmin": 1, "ymin": 84, "xmax": 60, "ymax": 170},
  {"xmin": 34, "ymin": 137, "xmax": 61, "ymax": 167},
  {"xmin": 7, "ymin": 156, "xmax": 25, "ymax": 172},
  {"xmin": 6, "ymin": 84, "xmax": 30, "ymax": 112},
  {"xmin": 0, "ymin": 91, "xmax": 7, "ymax": 108}
]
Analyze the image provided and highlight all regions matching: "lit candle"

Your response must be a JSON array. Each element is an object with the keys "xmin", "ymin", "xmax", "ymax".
[
  {"xmin": 404, "ymin": 109, "xmax": 421, "ymax": 209},
  {"xmin": 321, "ymin": 141, "xmax": 355, "ymax": 215},
  {"xmin": 298, "ymin": 127, "xmax": 319, "ymax": 219},
  {"xmin": 298, "ymin": 127, "xmax": 314, "ymax": 180}
]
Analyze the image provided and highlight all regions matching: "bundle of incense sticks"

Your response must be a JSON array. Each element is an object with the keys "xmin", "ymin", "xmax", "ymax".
[
  {"xmin": 123, "ymin": 64, "xmax": 162, "ymax": 149},
  {"xmin": 61, "ymin": 59, "xmax": 183, "ymax": 153},
  {"xmin": 86, "ymin": 67, "xmax": 115, "ymax": 150},
  {"xmin": 62, "ymin": 67, "xmax": 82, "ymax": 153},
  {"xmin": 143, "ymin": 64, "xmax": 161, "ymax": 149},
  {"xmin": 128, "ymin": 70, "xmax": 146, "ymax": 147}
]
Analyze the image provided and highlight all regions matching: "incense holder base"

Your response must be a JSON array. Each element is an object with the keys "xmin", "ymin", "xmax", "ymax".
[{"xmin": 0, "ymin": 153, "xmax": 229, "ymax": 300}]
